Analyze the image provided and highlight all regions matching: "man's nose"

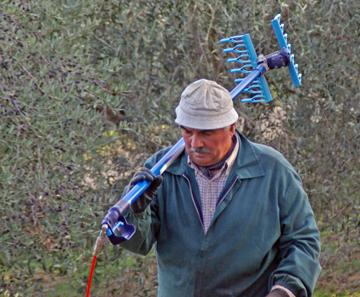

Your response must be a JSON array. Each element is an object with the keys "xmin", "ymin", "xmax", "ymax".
[{"xmin": 191, "ymin": 134, "xmax": 203, "ymax": 148}]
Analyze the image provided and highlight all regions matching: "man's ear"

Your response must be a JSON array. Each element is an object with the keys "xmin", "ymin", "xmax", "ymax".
[{"xmin": 230, "ymin": 123, "xmax": 236, "ymax": 134}]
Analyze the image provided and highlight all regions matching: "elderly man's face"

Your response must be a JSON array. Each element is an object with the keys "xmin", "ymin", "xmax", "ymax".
[{"xmin": 181, "ymin": 124, "xmax": 236, "ymax": 167}]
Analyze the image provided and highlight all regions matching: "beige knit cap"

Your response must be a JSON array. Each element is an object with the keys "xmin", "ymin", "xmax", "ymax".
[{"xmin": 175, "ymin": 79, "xmax": 238, "ymax": 130}]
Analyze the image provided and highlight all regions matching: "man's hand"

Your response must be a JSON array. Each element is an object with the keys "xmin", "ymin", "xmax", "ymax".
[
  {"xmin": 266, "ymin": 289, "xmax": 289, "ymax": 297},
  {"xmin": 127, "ymin": 167, "xmax": 163, "ymax": 213}
]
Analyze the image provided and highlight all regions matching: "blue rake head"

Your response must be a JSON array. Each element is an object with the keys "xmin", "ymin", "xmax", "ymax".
[
  {"xmin": 220, "ymin": 14, "xmax": 301, "ymax": 103},
  {"xmin": 271, "ymin": 14, "xmax": 302, "ymax": 87}
]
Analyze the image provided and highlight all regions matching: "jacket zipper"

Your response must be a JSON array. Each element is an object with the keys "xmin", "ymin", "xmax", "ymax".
[
  {"xmin": 183, "ymin": 173, "xmax": 204, "ymax": 227},
  {"xmin": 216, "ymin": 176, "xmax": 239, "ymax": 208}
]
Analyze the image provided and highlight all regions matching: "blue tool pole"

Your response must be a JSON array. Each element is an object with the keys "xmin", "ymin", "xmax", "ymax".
[
  {"xmin": 108, "ymin": 137, "xmax": 186, "ymax": 217},
  {"xmin": 104, "ymin": 66, "xmax": 265, "ymax": 239}
]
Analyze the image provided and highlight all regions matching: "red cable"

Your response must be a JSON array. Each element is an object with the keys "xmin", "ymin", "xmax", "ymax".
[{"xmin": 86, "ymin": 255, "xmax": 97, "ymax": 297}]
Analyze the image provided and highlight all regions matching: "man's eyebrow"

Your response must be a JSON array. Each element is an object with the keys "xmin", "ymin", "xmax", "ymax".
[{"xmin": 201, "ymin": 129, "xmax": 214, "ymax": 132}]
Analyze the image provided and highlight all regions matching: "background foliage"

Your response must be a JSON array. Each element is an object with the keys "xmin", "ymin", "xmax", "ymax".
[{"xmin": 0, "ymin": 0, "xmax": 359, "ymax": 296}]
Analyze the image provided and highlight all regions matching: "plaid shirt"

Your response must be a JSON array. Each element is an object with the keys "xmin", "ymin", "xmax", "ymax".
[{"xmin": 188, "ymin": 135, "xmax": 239, "ymax": 233}]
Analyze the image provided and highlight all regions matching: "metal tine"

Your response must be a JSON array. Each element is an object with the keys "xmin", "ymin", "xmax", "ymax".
[
  {"xmin": 242, "ymin": 89, "xmax": 263, "ymax": 95},
  {"xmin": 223, "ymin": 47, "xmax": 248, "ymax": 53},
  {"xmin": 244, "ymin": 83, "xmax": 262, "ymax": 90},
  {"xmin": 242, "ymin": 95, "xmax": 266, "ymax": 103},
  {"xmin": 234, "ymin": 78, "xmax": 261, "ymax": 86},
  {"xmin": 231, "ymin": 65, "xmax": 253, "ymax": 74},
  {"xmin": 224, "ymin": 50, "xmax": 248, "ymax": 56},
  {"xmin": 220, "ymin": 36, "xmax": 246, "ymax": 43},
  {"xmin": 227, "ymin": 56, "xmax": 251, "ymax": 64},
  {"xmin": 224, "ymin": 45, "xmax": 249, "ymax": 53},
  {"xmin": 241, "ymin": 84, "xmax": 263, "ymax": 95}
]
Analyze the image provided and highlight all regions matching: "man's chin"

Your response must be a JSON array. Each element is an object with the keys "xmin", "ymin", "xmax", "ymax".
[{"xmin": 191, "ymin": 154, "xmax": 211, "ymax": 166}]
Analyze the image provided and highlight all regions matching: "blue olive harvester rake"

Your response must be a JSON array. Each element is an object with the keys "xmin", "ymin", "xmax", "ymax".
[{"xmin": 101, "ymin": 14, "xmax": 302, "ymax": 245}]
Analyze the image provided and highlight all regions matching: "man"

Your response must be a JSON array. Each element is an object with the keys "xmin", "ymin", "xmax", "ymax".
[{"xmin": 112, "ymin": 79, "xmax": 321, "ymax": 296}]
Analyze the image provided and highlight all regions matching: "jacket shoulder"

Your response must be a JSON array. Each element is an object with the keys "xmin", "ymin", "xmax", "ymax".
[{"xmin": 249, "ymin": 141, "xmax": 294, "ymax": 172}]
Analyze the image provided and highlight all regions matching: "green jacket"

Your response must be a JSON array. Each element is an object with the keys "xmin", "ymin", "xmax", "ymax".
[{"xmin": 121, "ymin": 132, "xmax": 321, "ymax": 297}]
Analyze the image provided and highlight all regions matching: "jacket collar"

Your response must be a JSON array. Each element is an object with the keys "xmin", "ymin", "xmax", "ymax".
[
  {"xmin": 166, "ymin": 131, "xmax": 265, "ymax": 180},
  {"xmin": 232, "ymin": 131, "xmax": 265, "ymax": 179}
]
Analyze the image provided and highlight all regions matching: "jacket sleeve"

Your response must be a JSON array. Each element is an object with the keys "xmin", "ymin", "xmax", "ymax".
[
  {"xmin": 118, "ymin": 197, "xmax": 160, "ymax": 255},
  {"xmin": 269, "ymin": 171, "xmax": 321, "ymax": 297}
]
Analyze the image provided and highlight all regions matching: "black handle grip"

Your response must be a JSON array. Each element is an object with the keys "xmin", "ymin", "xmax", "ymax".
[{"xmin": 264, "ymin": 49, "xmax": 291, "ymax": 70}]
